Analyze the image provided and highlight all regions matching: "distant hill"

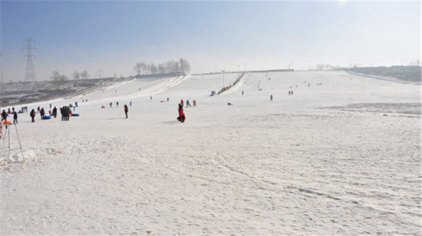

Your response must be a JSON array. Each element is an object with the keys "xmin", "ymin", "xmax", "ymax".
[
  {"xmin": 344, "ymin": 66, "xmax": 421, "ymax": 83},
  {"xmin": 0, "ymin": 77, "xmax": 129, "ymax": 107}
]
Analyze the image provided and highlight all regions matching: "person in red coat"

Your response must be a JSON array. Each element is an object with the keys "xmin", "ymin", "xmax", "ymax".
[{"xmin": 177, "ymin": 103, "xmax": 185, "ymax": 123}]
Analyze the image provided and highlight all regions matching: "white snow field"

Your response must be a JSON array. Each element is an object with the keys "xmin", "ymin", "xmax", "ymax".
[{"xmin": 1, "ymin": 71, "xmax": 421, "ymax": 234}]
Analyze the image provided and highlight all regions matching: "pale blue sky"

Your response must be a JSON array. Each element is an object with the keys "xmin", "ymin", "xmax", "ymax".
[{"xmin": 1, "ymin": 0, "xmax": 420, "ymax": 81}]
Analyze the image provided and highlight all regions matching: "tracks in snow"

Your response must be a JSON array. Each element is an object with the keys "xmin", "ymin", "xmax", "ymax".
[
  {"xmin": 90, "ymin": 75, "xmax": 191, "ymax": 104},
  {"xmin": 128, "ymin": 75, "xmax": 191, "ymax": 99}
]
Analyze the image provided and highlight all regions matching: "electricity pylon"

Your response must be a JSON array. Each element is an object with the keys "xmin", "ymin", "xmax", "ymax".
[{"xmin": 22, "ymin": 39, "xmax": 37, "ymax": 83}]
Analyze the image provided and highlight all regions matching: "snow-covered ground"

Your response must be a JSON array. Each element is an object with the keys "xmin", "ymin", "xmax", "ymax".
[{"xmin": 1, "ymin": 71, "xmax": 421, "ymax": 234}]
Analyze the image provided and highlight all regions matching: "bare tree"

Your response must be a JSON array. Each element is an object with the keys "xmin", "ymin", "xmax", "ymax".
[
  {"xmin": 180, "ymin": 58, "xmax": 191, "ymax": 73},
  {"xmin": 51, "ymin": 71, "xmax": 68, "ymax": 81},
  {"xmin": 73, "ymin": 71, "xmax": 80, "ymax": 80},
  {"xmin": 51, "ymin": 71, "xmax": 68, "ymax": 89},
  {"xmin": 51, "ymin": 71, "xmax": 60, "ymax": 81},
  {"xmin": 134, "ymin": 63, "xmax": 142, "ymax": 75},
  {"xmin": 80, "ymin": 70, "xmax": 89, "ymax": 79},
  {"xmin": 140, "ymin": 62, "xmax": 147, "ymax": 74},
  {"xmin": 134, "ymin": 59, "xmax": 191, "ymax": 75},
  {"xmin": 158, "ymin": 64, "xmax": 165, "ymax": 74},
  {"xmin": 150, "ymin": 63, "xmax": 158, "ymax": 74}
]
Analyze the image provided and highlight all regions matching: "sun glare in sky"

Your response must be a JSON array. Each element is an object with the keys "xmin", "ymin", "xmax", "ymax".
[{"xmin": 337, "ymin": 0, "xmax": 348, "ymax": 6}]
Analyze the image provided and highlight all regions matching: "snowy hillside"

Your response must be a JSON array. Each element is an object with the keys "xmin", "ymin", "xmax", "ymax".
[
  {"xmin": 345, "ymin": 66, "xmax": 421, "ymax": 83},
  {"xmin": 1, "ymin": 71, "xmax": 421, "ymax": 234},
  {"xmin": 0, "ymin": 77, "xmax": 129, "ymax": 107}
]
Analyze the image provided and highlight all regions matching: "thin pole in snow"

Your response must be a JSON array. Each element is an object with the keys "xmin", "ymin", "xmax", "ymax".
[{"xmin": 14, "ymin": 124, "xmax": 25, "ymax": 162}]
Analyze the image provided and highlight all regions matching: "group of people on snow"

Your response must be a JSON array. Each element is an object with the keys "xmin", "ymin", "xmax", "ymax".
[
  {"xmin": 1, "ymin": 108, "xmax": 19, "ymax": 124},
  {"xmin": 28, "ymin": 105, "xmax": 71, "ymax": 122},
  {"xmin": 109, "ymin": 101, "xmax": 132, "ymax": 108},
  {"xmin": 176, "ymin": 98, "xmax": 199, "ymax": 122},
  {"xmin": 180, "ymin": 99, "xmax": 197, "ymax": 108},
  {"xmin": 60, "ymin": 106, "xmax": 72, "ymax": 121},
  {"xmin": 3, "ymin": 95, "xmax": 200, "ymax": 125}
]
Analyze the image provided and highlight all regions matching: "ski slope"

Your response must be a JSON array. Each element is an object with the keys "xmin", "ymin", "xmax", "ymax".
[
  {"xmin": 72, "ymin": 75, "xmax": 192, "ymax": 105},
  {"xmin": 1, "ymin": 71, "xmax": 421, "ymax": 235}
]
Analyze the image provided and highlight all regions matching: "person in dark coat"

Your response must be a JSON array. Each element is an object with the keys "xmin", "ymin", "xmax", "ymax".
[
  {"xmin": 1, "ymin": 110, "xmax": 8, "ymax": 121},
  {"xmin": 52, "ymin": 107, "xmax": 57, "ymax": 118},
  {"xmin": 40, "ymin": 108, "xmax": 45, "ymax": 119},
  {"xmin": 67, "ymin": 106, "xmax": 72, "ymax": 120},
  {"xmin": 124, "ymin": 104, "xmax": 129, "ymax": 119},
  {"xmin": 177, "ymin": 103, "xmax": 185, "ymax": 123},
  {"xmin": 30, "ymin": 109, "xmax": 36, "ymax": 123},
  {"xmin": 63, "ymin": 106, "xmax": 71, "ymax": 121},
  {"xmin": 13, "ymin": 111, "xmax": 18, "ymax": 124},
  {"xmin": 60, "ymin": 107, "xmax": 64, "ymax": 121}
]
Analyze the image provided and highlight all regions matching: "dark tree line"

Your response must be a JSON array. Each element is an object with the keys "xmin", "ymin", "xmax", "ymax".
[{"xmin": 134, "ymin": 58, "xmax": 191, "ymax": 75}]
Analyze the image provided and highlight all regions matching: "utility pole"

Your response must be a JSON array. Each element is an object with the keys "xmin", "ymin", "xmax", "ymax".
[
  {"xmin": 222, "ymin": 70, "xmax": 225, "ymax": 87},
  {"xmin": 22, "ymin": 39, "xmax": 37, "ymax": 83}
]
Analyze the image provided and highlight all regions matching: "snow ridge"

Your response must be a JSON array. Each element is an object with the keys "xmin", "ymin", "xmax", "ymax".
[{"xmin": 219, "ymin": 72, "xmax": 246, "ymax": 95}]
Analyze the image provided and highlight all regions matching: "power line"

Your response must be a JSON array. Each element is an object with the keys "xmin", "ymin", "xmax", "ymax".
[{"xmin": 22, "ymin": 39, "xmax": 37, "ymax": 82}]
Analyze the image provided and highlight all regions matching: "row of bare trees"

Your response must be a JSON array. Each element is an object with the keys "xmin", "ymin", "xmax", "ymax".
[
  {"xmin": 51, "ymin": 70, "xmax": 89, "ymax": 82},
  {"xmin": 50, "ymin": 70, "xmax": 90, "ymax": 89},
  {"xmin": 49, "ymin": 57, "xmax": 191, "ymax": 84},
  {"xmin": 134, "ymin": 58, "xmax": 190, "ymax": 75},
  {"xmin": 72, "ymin": 70, "xmax": 90, "ymax": 80}
]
